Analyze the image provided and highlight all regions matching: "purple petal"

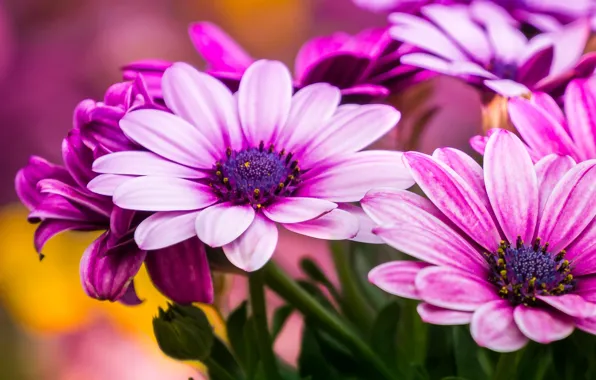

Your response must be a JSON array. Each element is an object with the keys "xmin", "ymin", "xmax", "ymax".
[
  {"xmin": 538, "ymin": 294, "xmax": 596, "ymax": 319},
  {"xmin": 29, "ymin": 195, "xmax": 106, "ymax": 223},
  {"xmin": 404, "ymin": 151, "xmax": 501, "ymax": 252},
  {"xmin": 146, "ymin": 237, "xmax": 213, "ymax": 304},
  {"xmin": 297, "ymin": 52, "xmax": 371, "ymax": 88},
  {"xmin": 399, "ymin": 53, "xmax": 451, "ymax": 75},
  {"xmin": 119, "ymin": 109, "xmax": 219, "ymax": 169},
  {"xmin": 415, "ymin": 266, "xmax": 499, "ymax": 311},
  {"xmin": 262, "ymin": 197, "xmax": 336, "ymax": 224},
  {"xmin": 564, "ymin": 79, "xmax": 596, "ymax": 161},
  {"xmin": 109, "ymin": 206, "xmax": 135, "ymax": 239},
  {"xmin": 223, "ymin": 214, "xmax": 278, "ymax": 272},
  {"xmin": 87, "ymin": 174, "xmax": 134, "ymax": 197},
  {"xmin": 469, "ymin": 135, "xmax": 488, "ymax": 155},
  {"xmin": 369, "ymin": 261, "xmax": 431, "ymax": 300},
  {"xmin": 297, "ymin": 151, "xmax": 414, "ymax": 202},
  {"xmin": 531, "ymin": 92, "xmax": 565, "ymax": 125},
  {"xmin": 537, "ymin": 160, "xmax": 596, "ymax": 253},
  {"xmin": 516, "ymin": 46, "xmax": 553, "ymax": 87},
  {"xmin": 188, "ymin": 22, "xmax": 253, "ymax": 73},
  {"xmin": 535, "ymin": 155, "xmax": 576, "ymax": 215},
  {"xmin": 294, "ymin": 33, "xmax": 349, "ymax": 81},
  {"xmin": 238, "ymin": 60, "xmax": 292, "ymax": 146},
  {"xmin": 485, "ymin": 19, "xmax": 527, "ymax": 65},
  {"xmin": 15, "ymin": 156, "xmax": 71, "ymax": 210},
  {"xmin": 62, "ymin": 132, "xmax": 95, "ymax": 188},
  {"xmin": 484, "ymin": 129, "xmax": 538, "ymax": 245},
  {"xmin": 362, "ymin": 188, "xmax": 448, "ymax": 226},
  {"xmin": 113, "ymin": 176, "xmax": 218, "ymax": 212},
  {"xmin": 118, "ymin": 281, "xmax": 143, "ymax": 306},
  {"xmin": 37, "ymin": 179, "xmax": 112, "ymax": 218},
  {"xmin": 470, "ymin": 300, "xmax": 529, "ymax": 352},
  {"xmin": 92, "ymin": 151, "xmax": 208, "ymax": 179},
  {"xmin": 513, "ymin": 305, "xmax": 574, "ymax": 343},
  {"xmin": 195, "ymin": 202, "xmax": 255, "ymax": 247},
  {"xmin": 575, "ymin": 315, "xmax": 596, "ymax": 335},
  {"xmin": 34, "ymin": 219, "xmax": 101, "ymax": 255},
  {"xmin": 484, "ymin": 79, "xmax": 530, "ymax": 97},
  {"xmin": 417, "ymin": 303, "xmax": 473, "ymax": 325},
  {"xmin": 283, "ymin": 208, "xmax": 359, "ymax": 240},
  {"xmin": 548, "ymin": 19, "xmax": 590, "ymax": 76},
  {"xmin": 135, "ymin": 211, "xmax": 200, "ymax": 250}
]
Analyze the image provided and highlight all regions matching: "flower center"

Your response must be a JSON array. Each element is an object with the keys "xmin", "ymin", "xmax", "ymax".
[
  {"xmin": 489, "ymin": 59, "xmax": 518, "ymax": 81},
  {"xmin": 210, "ymin": 142, "xmax": 301, "ymax": 209},
  {"xmin": 494, "ymin": 0, "xmax": 526, "ymax": 9},
  {"xmin": 485, "ymin": 237, "xmax": 576, "ymax": 306}
]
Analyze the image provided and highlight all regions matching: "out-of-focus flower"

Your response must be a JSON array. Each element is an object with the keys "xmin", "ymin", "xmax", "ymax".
[
  {"xmin": 91, "ymin": 60, "xmax": 412, "ymax": 272},
  {"xmin": 354, "ymin": 0, "xmax": 595, "ymax": 32},
  {"xmin": 364, "ymin": 129, "xmax": 596, "ymax": 352},
  {"xmin": 129, "ymin": 22, "xmax": 431, "ymax": 103},
  {"xmin": 472, "ymin": 77, "xmax": 596, "ymax": 162},
  {"xmin": 389, "ymin": 4, "xmax": 596, "ymax": 98},
  {"xmin": 15, "ymin": 78, "xmax": 213, "ymax": 305}
]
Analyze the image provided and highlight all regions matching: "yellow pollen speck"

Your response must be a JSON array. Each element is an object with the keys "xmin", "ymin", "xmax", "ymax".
[
  {"xmin": 216, "ymin": 171, "xmax": 222, "ymax": 177},
  {"xmin": 254, "ymin": 189, "xmax": 260, "ymax": 196},
  {"xmin": 278, "ymin": 183, "xmax": 284, "ymax": 188},
  {"xmin": 500, "ymin": 270, "xmax": 507, "ymax": 278},
  {"xmin": 223, "ymin": 177, "xmax": 229, "ymax": 184},
  {"xmin": 256, "ymin": 204, "xmax": 262, "ymax": 209},
  {"xmin": 244, "ymin": 161, "xmax": 250, "ymax": 168},
  {"xmin": 557, "ymin": 284, "xmax": 565, "ymax": 292},
  {"xmin": 529, "ymin": 277, "xmax": 536, "ymax": 287}
]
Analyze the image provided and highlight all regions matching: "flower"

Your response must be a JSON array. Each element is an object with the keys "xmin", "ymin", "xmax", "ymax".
[
  {"xmin": 364, "ymin": 129, "xmax": 596, "ymax": 352},
  {"xmin": 91, "ymin": 59, "xmax": 413, "ymax": 272},
  {"xmin": 128, "ymin": 22, "xmax": 430, "ymax": 104},
  {"xmin": 15, "ymin": 78, "xmax": 213, "ymax": 305},
  {"xmin": 472, "ymin": 77, "xmax": 596, "ymax": 163},
  {"xmin": 389, "ymin": 4, "xmax": 596, "ymax": 97},
  {"xmin": 354, "ymin": 0, "xmax": 594, "ymax": 32}
]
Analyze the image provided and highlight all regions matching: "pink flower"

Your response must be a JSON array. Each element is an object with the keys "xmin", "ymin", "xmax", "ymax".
[
  {"xmin": 472, "ymin": 77, "xmax": 596, "ymax": 162},
  {"xmin": 364, "ymin": 129, "xmax": 596, "ymax": 352},
  {"xmin": 91, "ymin": 60, "xmax": 413, "ymax": 272}
]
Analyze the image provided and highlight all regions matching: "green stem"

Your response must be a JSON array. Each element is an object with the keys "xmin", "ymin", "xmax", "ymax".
[
  {"xmin": 492, "ymin": 351, "xmax": 520, "ymax": 380},
  {"xmin": 249, "ymin": 270, "xmax": 281, "ymax": 380},
  {"xmin": 331, "ymin": 242, "xmax": 374, "ymax": 331},
  {"xmin": 263, "ymin": 262, "xmax": 396, "ymax": 380},
  {"xmin": 204, "ymin": 358, "xmax": 237, "ymax": 380}
]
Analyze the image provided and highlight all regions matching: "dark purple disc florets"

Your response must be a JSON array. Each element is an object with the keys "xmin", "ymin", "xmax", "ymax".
[
  {"xmin": 485, "ymin": 237, "xmax": 576, "ymax": 306},
  {"xmin": 489, "ymin": 58, "xmax": 519, "ymax": 81},
  {"xmin": 210, "ymin": 142, "xmax": 301, "ymax": 209}
]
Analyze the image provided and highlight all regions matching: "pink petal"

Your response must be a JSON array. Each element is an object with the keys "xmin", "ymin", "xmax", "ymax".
[
  {"xmin": 92, "ymin": 151, "xmax": 207, "ymax": 178},
  {"xmin": 415, "ymin": 266, "xmax": 499, "ymax": 311},
  {"xmin": 538, "ymin": 294, "xmax": 596, "ymax": 319},
  {"xmin": 513, "ymin": 305, "xmax": 574, "ymax": 343},
  {"xmin": 262, "ymin": 197, "xmax": 336, "ymax": 224},
  {"xmin": 339, "ymin": 203, "xmax": 384, "ymax": 244},
  {"xmin": 484, "ymin": 79, "xmax": 530, "ymax": 97},
  {"xmin": 564, "ymin": 79, "xmax": 596, "ymax": 161},
  {"xmin": 399, "ymin": 53, "xmax": 452, "ymax": 75},
  {"xmin": 113, "ymin": 176, "xmax": 219, "ymax": 211},
  {"xmin": 120, "ymin": 109, "xmax": 219, "ymax": 168},
  {"xmin": 566, "ymin": 219, "xmax": 596, "ymax": 266},
  {"xmin": 575, "ymin": 315, "xmax": 596, "ymax": 335},
  {"xmin": 534, "ymin": 155, "xmax": 576, "ymax": 215},
  {"xmin": 485, "ymin": 18, "xmax": 527, "ymax": 64},
  {"xmin": 469, "ymin": 135, "xmax": 488, "ymax": 155},
  {"xmin": 238, "ymin": 60, "xmax": 292, "ymax": 146},
  {"xmin": 134, "ymin": 211, "xmax": 200, "ymax": 250},
  {"xmin": 196, "ymin": 203, "xmax": 255, "ymax": 247},
  {"xmin": 484, "ymin": 129, "xmax": 538, "ymax": 245},
  {"xmin": 297, "ymin": 151, "xmax": 414, "ymax": 202},
  {"xmin": 87, "ymin": 174, "xmax": 134, "ymax": 196},
  {"xmin": 283, "ymin": 208, "xmax": 359, "ymax": 240},
  {"xmin": 470, "ymin": 300, "xmax": 529, "ymax": 352},
  {"xmin": 417, "ymin": 303, "xmax": 473, "ymax": 325},
  {"xmin": 362, "ymin": 188, "xmax": 448, "ymax": 226},
  {"xmin": 278, "ymin": 83, "xmax": 341, "ymax": 153},
  {"xmin": 548, "ymin": 19, "xmax": 590, "ymax": 76},
  {"xmin": 531, "ymin": 92, "xmax": 565, "ymax": 126},
  {"xmin": 188, "ymin": 22, "xmax": 253, "ymax": 72},
  {"xmin": 404, "ymin": 151, "xmax": 501, "ymax": 252},
  {"xmin": 222, "ymin": 214, "xmax": 278, "ymax": 272},
  {"xmin": 537, "ymin": 160, "xmax": 596, "ymax": 253},
  {"xmin": 162, "ymin": 62, "xmax": 237, "ymax": 153},
  {"xmin": 369, "ymin": 261, "xmax": 431, "ymax": 300}
]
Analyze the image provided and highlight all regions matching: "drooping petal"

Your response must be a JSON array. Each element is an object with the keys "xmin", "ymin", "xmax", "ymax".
[
  {"xmin": 415, "ymin": 266, "xmax": 499, "ymax": 311},
  {"xmin": 262, "ymin": 197, "xmax": 336, "ymax": 224},
  {"xmin": 534, "ymin": 155, "xmax": 576, "ymax": 215},
  {"xmin": 134, "ymin": 211, "xmax": 200, "ymax": 250},
  {"xmin": 223, "ymin": 214, "xmax": 278, "ymax": 272},
  {"xmin": 417, "ymin": 303, "xmax": 473, "ymax": 325},
  {"xmin": 195, "ymin": 202, "xmax": 255, "ymax": 247},
  {"xmin": 145, "ymin": 237, "xmax": 214, "ymax": 304},
  {"xmin": 564, "ymin": 79, "xmax": 596, "ymax": 161},
  {"xmin": 369, "ymin": 261, "xmax": 431, "ymax": 300},
  {"xmin": 513, "ymin": 305, "xmax": 574, "ymax": 343},
  {"xmin": 470, "ymin": 300, "xmax": 529, "ymax": 352},
  {"xmin": 283, "ymin": 208, "xmax": 359, "ymax": 240},
  {"xmin": 238, "ymin": 60, "xmax": 292, "ymax": 146},
  {"xmin": 93, "ymin": 151, "xmax": 208, "ymax": 178},
  {"xmin": 113, "ymin": 176, "xmax": 218, "ymax": 212},
  {"xmin": 87, "ymin": 174, "xmax": 135, "ymax": 197},
  {"xmin": 62, "ymin": 131, "xmax": 95, "ymax": 189},
  {"xmin": 118, "ymin": 281, "xmax": 143, "ymax": 306},
  {"xmin": 37, "ymin": 179, "xmax": 112, "ymax": 218},
  {"xmin": 34, "ymin": 220, "xmax": 102, "ymax": 254},
  {"xmin": 538, "ymin": 294, "xmax": 596, "ymax": 319}
]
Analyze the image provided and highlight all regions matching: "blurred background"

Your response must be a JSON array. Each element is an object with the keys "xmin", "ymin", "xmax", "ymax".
[{"xmin": 0, "ymin": 0, "xmax": 481, "ymax": 378}]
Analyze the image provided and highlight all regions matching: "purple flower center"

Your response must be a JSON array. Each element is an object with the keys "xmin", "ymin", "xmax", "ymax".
[
  {"xmin": 210, "ymin": 142, "xmax": 301, "ymax": 209},
  {"xmin": 485, "ymin": 237, "xmax": 576, "ymax": 306},
  {"xmin": 493, "ymin": 0, "xmax": 526, "ymax": 10},
  {"xmin": 489, "ymin": 59, "xmax": 518, "ymax": 81}
]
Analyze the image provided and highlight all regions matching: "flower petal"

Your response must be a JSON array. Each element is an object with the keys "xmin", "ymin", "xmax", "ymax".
[
  {"xmin": 34, "ymin": 220, "xmax": 101, "ymax": 254},
  {"xmin": 535, "ymin": 155, "xmax": 576, "ymax": 215},
  {"xmin": 93, "ymin": 151, "xmax": 208, "ymax": 178},
  {"xmin": 417, "ymin": 303, "xmax": 473, "ymax": 325},
  {"xmin": 564, "ymin": 78, "xmax": 596, "ymax": 161},
  {"xmin": 87, "ymin": 174, "xmax": 134, "ymax": 197},
  {"xmin": 195, "ymin": 202, "xmax": 255, "ymax": 247},
  {"xmin": 538, "ymin": 294, "xmax": 596, "ymax": 319},
  {"xmin": 470, "ymin": 300, "xmax": 529, "ymax": 352},
  {"xmin": 134, "ymin": 211, "xmax": 200, "ymax": 250},
  {"xmin": 283, "ymin": 208, "xmax": 359, "ymax": 240},
  {"xmin": 188, "ymin": 22, "xmax": 253, "ymax": 72},
  {"xmin": 262, "ymin": 197, "xmax": 336, "ymax": 224},
  {"xmin": 513, "ymin": 305, "xmax": 574, "ymax": 343},
  {"xmin": 362, "ymin": 188, "xmax": 448, "ymax": 226},
  {"xmin": 484, "ymin": 79, "xmax": 530, "ymax": 97},
  {"xmin": 223, "ymin": 214, "xmax": 278, "ymax": 272},
  {"xmin": 369, "ymin": 261, "xmax": 431, "ymax": 300},
  {"xmin": 339, "ymin": 203, "xmax": 384, "ymax": 244}
]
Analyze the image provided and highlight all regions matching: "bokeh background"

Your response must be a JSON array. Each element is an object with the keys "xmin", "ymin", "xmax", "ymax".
[{"xmin": 0, "ymin": 0, "xmax": 481, "ymax": 378}]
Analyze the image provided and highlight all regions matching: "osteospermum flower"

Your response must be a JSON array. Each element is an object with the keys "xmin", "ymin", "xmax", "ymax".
[
  {"xmin": 354, "ymin": 0, "xmax": 594, "ymax": 31},
  {"xmin": 15, "ymin": 78, "xmax": 213, "ymax": 305},
  {"xmin": 126, "ymin": 22, "xmax": 430, "ymax": 104},
  {"xmin": 90, "ymin": 60, "xmax": 413, "ymax": 272},
  {"xmin": 389, "ymin": 4, "xmax": 595, "ymax": 97},
  {"xmin": 364, "ymin": 129, "xmax": 596, "ymax": 352},
  {"xmin": 472, "ymin": 77, "xmax": 596, "ymax": 162}
]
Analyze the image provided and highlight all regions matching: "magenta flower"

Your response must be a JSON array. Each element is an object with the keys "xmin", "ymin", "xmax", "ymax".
[
  {"xmin": 364, "ymin": 129, "xmax": 596, "ymax": 352},
  {"xmin": 128, "ymin": 22, "xmax": 430, "ymax": 104},
  {"xmin": 389, "ymin": 4, "xmax": 595, "ymax": 97},
  {"xmin": 472, "ymin": 77, "xmax": 596, "ymax": 162},
  {"xmin": 15, "ymin": 78, "xmax": 213, "ymax": 305},
  {"xmin": 91, "ymin": 60, "xmax": 413, "ymax": 272},
  {"xmin": 354, "ymin": 0, "xmax": 594, "ymax": 31}
]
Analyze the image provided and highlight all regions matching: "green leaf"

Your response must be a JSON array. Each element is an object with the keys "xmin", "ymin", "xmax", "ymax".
[
  {"xmin": 207, "ymin": 338, "xmax": 244, "ymax": 380},
  {"xmin": 312, "ymin": 324, "xmax": 366, "ymax": 377},
  {"xmin": 300, "ymin": 258, "xmax": 334, "ymax": 289},
  {"xmin": 452, "ymin": 325, "xmax": 487, "ymax": 380},
  {"xmin": 397, "ymin": 299, "xmax": 428, "ymax": 374},
  {"xmin": 351, "ymin": 248, "xmax": 390, "ymax": 311},
  {"xmin": 297, "ymin": 280, "xmax": 337, "ymax": 312},
  {"xmin": 298, "ymin": 325, "xmax": 339, "ymax": 380},
  {"xmin": 424, "ymin": 325, "xmax": 455, "ymax": 379},
  {"xmin": 243, "ymin": 317, "xmax": 261, "ymax": 380},
  {"xmin": 272, "ymin": 305, "xmax": 294, "ymax": 342},
  {"xmin": 369, "ymin": 302, "xmax": 401, "ymax": 373},
  {"xmin": 409, "ymin": 364, "xmax": 430, "ymax": 380},
  {"xmin": 441, "ymin": 377, "xmax": 469, "ymax": 380},
  {"xmin": 226, "ymin": 301, "xmax": 249, "ymax": 369}
]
